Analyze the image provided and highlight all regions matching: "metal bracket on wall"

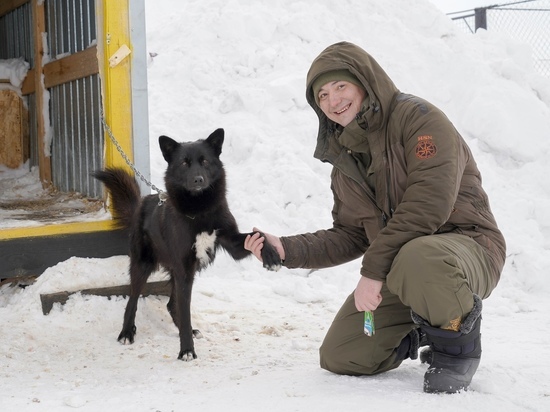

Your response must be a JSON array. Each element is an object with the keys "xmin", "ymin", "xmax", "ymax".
[{"xmin": 109, "ymin": 44, "xmax": 131, "ymax": 67}]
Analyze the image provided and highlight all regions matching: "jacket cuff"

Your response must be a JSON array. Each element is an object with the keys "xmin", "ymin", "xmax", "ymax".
[
  {"xmin": 279, "ymin": 236, "xmax": 305, "ymax": 268},
  {"xmin": 360, "ymin": 267, "xmax": 386, "ymax": 283}
]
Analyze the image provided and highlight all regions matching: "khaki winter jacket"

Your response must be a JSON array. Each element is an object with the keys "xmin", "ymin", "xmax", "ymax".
[{"xmin": 280, "ymin": 42, "xmax": 506, "ymax": 284}]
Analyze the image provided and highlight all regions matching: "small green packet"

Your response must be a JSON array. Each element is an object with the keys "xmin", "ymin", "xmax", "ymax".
[{"xmin": 363, "ymin": 311, "xmax": 375, "ymax": 336}]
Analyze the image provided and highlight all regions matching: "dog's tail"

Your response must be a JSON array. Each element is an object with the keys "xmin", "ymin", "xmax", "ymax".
[{"xmin": 93, "ymin": 167, "xmax": 141, "ymax": 229}]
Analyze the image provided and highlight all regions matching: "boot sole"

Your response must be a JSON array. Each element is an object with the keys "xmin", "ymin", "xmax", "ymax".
[
  {"xmin": 424, "ymin": 370, "xmax": 470, "ymax": 394},
  {"xmin": 423, "ymin": 356, "xmax": 480, "ymax": 394}
]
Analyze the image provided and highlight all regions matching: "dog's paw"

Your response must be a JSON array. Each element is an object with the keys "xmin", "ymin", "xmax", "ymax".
[
  {"xmin": 260, "ymin": 240, "xmax": 282, "ymax": 272},
  {"xmin": 117, "ymin": 326, "xmax": 137, "ymax": 345},
  {"xmin": 178, "ymin": 348, "xmax": 197, "ymax": 362}
]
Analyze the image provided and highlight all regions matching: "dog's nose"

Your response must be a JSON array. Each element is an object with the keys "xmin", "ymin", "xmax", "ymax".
[{"xmin": 194, "ymin": 176, "xmax": 205, "ymax": 184}]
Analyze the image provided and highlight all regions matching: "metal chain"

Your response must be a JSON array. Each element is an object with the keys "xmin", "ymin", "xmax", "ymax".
[{"xmin": 100, "ymin": 112, "xmax": 168, "ymax": 205}]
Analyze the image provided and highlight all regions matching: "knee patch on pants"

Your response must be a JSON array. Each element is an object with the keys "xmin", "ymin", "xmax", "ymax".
[{"xmin": 387, "ymin": 234, "xmax": 487, "ymax": 328}]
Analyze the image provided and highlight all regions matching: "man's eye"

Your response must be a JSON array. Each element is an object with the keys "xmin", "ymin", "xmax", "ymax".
[{"xmin": 319, "ymin": 93, "xmax": 327, "ymax": 100}]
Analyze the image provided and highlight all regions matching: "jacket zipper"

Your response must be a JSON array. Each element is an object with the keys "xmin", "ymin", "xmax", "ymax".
[{"xmin": 338, "ymin": 148, "xmax": 387, "ymax": 229}]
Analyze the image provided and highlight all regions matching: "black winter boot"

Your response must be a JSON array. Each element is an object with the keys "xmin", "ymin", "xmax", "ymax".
[
  {"xmin": 395, "ymin": 328, "xmax": 428, "ymax": 361},
  {"xmin": 412, "ymin": 295, "xmax": 483, "ymax": 394},
  {"xmin": 419, "ymin": 346, "xmax": 433, "ymax": 364}
]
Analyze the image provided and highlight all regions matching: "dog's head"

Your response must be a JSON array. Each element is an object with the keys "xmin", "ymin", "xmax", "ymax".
[{"xmin": 159, "ymin": 128, "xmax": 225, "ymax": 194}]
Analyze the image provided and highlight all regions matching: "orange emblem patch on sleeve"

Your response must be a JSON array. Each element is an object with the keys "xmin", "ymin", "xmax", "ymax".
[{"xmin": 415, "ymin": 135, "xmax": 437, "ymax": 159}]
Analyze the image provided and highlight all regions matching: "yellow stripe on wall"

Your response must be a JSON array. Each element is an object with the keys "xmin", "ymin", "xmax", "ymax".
[{"xmin": 0, "ymin": 220, "xmax": 118, "ymax": 241}]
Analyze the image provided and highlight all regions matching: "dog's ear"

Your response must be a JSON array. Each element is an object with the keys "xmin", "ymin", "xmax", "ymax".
[
  {"xmin": 206, "ymin": 128, "xmax": 224, "ymax": 157},
  {"xmin": 159, "ymin": 135, "xmax": 180, "ymax": 163}
]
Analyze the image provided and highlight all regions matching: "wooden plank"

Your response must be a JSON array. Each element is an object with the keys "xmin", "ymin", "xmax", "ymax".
[
  {"xmin": 0, "ymin": 90, "xmax": 29, "ymax": 168},
  {"xmin": 43, "ymin": 46, "xmax": 99, "ymax": 89},
  {"xmin": 0, "ymin": 0, "xmax": 29, "ymax": 17},
  {"xmin": 40, "ymin": 281, "xmax": 172, "ymax": 315},
  {"xmin": 21, "ymin": 68, "xmax": 35, "ymax": 95},
  {"xmin": 98, "ymin": 0, "xmax": 135, "ymax": 170},
  {"xmin": 32, "ymin": 0, "xmax": 51, "ymax": 186}
]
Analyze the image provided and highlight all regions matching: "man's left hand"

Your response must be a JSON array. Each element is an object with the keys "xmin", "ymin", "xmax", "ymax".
[{"xmin": 354, "ymin": 276, "xmax": 383, "ymax": 312}]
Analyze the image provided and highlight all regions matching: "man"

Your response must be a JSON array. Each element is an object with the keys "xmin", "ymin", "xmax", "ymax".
[{"xmin": 245, "ymin": 41, "xmax": 506, "ymax": 393}]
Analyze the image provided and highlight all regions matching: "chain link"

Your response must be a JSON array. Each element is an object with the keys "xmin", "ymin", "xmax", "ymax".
[{"xmin": 100, "ymin": 112, "xmax": 168, "ymax": 205}]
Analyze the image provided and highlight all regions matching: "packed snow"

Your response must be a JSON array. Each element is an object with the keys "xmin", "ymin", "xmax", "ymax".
[{"xmin": 1, "ymin": 0, "xmax": 550, "ymax": 411}]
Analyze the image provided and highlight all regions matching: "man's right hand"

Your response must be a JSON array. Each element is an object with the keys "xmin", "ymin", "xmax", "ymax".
[{"xmin": 244, "ymin": 227, "xmax": 286, "ymax": 262}]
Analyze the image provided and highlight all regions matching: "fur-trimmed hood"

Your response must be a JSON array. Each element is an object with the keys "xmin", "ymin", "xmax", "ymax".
[{"xmin": 306, "ymin": 41, "xmax": 400, "ymax": 160}]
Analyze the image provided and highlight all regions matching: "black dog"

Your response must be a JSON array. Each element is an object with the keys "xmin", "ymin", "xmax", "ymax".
[{"xmin": 93, "ymin": 128, "xmax": 281, "ymax": 361}]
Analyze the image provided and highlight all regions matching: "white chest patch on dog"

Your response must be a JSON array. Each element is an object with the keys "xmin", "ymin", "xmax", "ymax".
[{"xmin": 194, "ymin": 231, "xmax": 217, "ymax": 269}]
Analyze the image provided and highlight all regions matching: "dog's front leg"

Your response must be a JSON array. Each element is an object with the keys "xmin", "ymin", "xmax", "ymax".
[
  {"xmin": 244, "ymin": 231, "xmax": 282, "ymax": 271},
  {"xmin": 256, "ymin": 232, "xmax": 282, "ymax": 272},
  {"xmin": 219, "ymin": 231, "xmax": 282, "ymax": 271},
  {"xmin": 173, "ymin": 269, "xmax": 197, "ymax": 361}
]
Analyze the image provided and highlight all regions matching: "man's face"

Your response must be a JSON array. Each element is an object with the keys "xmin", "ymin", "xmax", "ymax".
[{"xmin": 317, "ymin": 81, "xmax": 366, "ymax": 127}]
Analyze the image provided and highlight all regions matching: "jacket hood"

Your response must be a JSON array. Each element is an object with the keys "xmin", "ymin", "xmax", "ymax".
[{"xmin": 306, "ymin": 42, "xmax": 400, "ymax": 159}]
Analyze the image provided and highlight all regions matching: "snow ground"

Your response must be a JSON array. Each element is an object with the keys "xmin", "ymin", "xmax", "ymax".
[{"xmin": 1, "ymin": 0, "xmax": 550, "ymax": 410}]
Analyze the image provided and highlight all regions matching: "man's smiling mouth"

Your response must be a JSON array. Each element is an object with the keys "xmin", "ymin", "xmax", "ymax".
[{"xmin": 335, "ymin": 103, "xmax": 351, "ymax": 114}]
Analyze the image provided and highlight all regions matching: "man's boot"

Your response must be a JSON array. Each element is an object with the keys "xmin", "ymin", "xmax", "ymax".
[
  {"xmin": 412, "ymin": 294, "xmax": 483, "ymax": 394},
  {"xmin": 395, "ymin": 328, "xmax": 428, "ymax": 361}
]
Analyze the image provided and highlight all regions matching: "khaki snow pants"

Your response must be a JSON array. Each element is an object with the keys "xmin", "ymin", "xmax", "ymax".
[{"xmin": 319, "ymin": 233, "xmax": 497, "ymax": 376}]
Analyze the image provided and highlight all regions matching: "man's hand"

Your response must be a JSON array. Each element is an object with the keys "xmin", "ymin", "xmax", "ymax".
[
  {"xmin": 354, "ymin": 276, "xmax": 383, "ymax": 312},
  {"xmin": 244, "ymin": 227, "xmax": 286, "ymax": 262}
]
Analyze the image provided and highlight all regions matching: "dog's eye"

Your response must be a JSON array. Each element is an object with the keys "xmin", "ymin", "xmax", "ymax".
[
  {"xmin": 201, "ymin": 159, "xmax": 209, "ymax": 166},
  {"xmin": 181, "ymin": 160, "xmax": 189, "ymax": 167}
]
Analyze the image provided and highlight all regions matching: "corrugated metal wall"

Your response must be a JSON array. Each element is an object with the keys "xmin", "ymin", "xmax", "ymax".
[
  {"xmin": 46, "ymin": 0, "xmax": 103, "ymax": 197},
  {"xmin": 46, "ymin": 0, "xmax": 96, "ymax": 57},
  {"xmin": 1, "ymin": 0, "xmax": 104, "ymax": 198},
  {"xmin": 0, "ymin": 2, "xmax": 38, "ymax": 168},
  {"xmin": 49, "ymin": 76, "xmax": 103, "ymax": 197},
  {"xmin": 0, "ymin": 2, "xmax": 34, "ymax": 67}
]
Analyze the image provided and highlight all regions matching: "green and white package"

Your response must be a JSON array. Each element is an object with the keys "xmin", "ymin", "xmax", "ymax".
[{"xmin": 363, "ymin": 311, "xmax": 375, "ymax": 336}]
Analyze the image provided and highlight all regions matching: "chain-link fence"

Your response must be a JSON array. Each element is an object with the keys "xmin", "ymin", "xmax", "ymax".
[{"xmin": 449, "ymin": 0, "xmax": 550, "ymax": 77}]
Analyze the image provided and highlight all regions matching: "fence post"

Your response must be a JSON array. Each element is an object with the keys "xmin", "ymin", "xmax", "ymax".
[{"xmin": 475, "ymin": 7, "xmax": 488, "ymax": 31}]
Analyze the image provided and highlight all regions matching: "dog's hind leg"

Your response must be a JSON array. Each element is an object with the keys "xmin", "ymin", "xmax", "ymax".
[
  {"xmin": 166, "ymin": 277, "xmax": 178, "ymax": 325},
  {"xmin": 118, "ymin": 259, "xmax": 155, "ymax": 345}
]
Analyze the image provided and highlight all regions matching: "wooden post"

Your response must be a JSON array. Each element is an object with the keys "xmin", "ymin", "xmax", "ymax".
[
  {"xmin": 97, "ymin": 0, "xmax": 134, "ymax": 170},
  {"xmin": 32, "ymin": 0, "xmax": 52, "ymax": 186}
]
